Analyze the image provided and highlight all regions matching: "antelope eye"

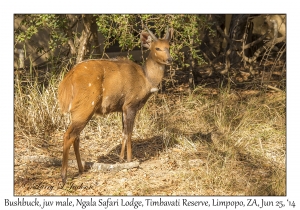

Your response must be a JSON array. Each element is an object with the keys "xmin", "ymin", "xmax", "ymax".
[{"xmin": 155, "ymin": 48, "xmax": 161, "ymax": 51}]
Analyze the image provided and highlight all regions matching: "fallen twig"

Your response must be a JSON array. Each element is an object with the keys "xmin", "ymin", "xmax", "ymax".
[
  {"xmin": 264, "ymin": 85, "xmax": 283, "ymax": 92},
  {"xmin": 19, "ymin": 156, "xmax": 140, "ymax": 172}
]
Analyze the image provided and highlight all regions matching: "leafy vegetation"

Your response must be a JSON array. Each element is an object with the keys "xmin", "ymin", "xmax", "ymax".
[{"xmin": 14, "ymin": 14, "xmax": 211, "ymax": 68}]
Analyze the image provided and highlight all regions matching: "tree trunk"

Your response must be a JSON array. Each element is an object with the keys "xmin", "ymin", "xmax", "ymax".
[
  {"xmin": 199, "ymin": 14, "xmax": 225, "ymax": 62},
  {"xmin": 188, "ymin": 39, "xmax": 195, "ymax": 92},
  {"xmin": 90, "ymin": 17, "xmax": 101, "ymax": 57},
  {"xmin": 228, "ymin": 14, "xmax": 250, "ymax": 67},
  {"xmin": 76, "ymin": 15, "xmax": 93, "ymax": 63},
  {"xmin": 65, "ymin": 15, "xmax": 80, "ymax": 57}
]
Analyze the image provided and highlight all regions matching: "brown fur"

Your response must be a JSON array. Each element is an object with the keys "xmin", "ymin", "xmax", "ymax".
[{"xmin": 58, "ymin": 27, "xmax": 173, "ymax": 184}]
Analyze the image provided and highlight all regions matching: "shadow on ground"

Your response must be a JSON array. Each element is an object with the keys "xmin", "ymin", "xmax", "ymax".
[{"xmin": 96, "ymin": 135, "xmax": 165, "ymax": 164}]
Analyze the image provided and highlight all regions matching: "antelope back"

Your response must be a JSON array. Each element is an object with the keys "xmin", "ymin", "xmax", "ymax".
[{"xmin": 59, "ymin": 59, "xmax": 149, "ymax": 117}]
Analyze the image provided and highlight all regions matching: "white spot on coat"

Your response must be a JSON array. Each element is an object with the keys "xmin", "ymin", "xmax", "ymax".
[
  {"xmin": 71, "ymin": 84, "xmax": 74, "ymax": 97},
  {"xmin": 150, "ymin": 87, "xmax": 159, "ymax": 93},
  {"xmin": 88, "ymin": 83, "xmax": 91, "ymax": 87},
  {"xmin": 68, "ymin": 103, "xmax": 72, "ymax": 112},
  {"xmin": 84, "ymin": 66, "xmax": 87, "ymax": 69},
  {"xmin": 103, "ymin": 88, "xmax": 105, "ymax": 92},
  {"xmin": 92, "ymin": 101, "xmax": 94, "ymax": 106},
  {"xmin": 97, "ymin": 77, "xmax": 100, "ymax": 80}
]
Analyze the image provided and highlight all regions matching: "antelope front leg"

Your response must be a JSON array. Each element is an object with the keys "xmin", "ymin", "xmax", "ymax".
[
  {"xmin": 120, "ymin": 133, "xmax": 132, "ymax": 162},
  {"xmin": 120, "ymin": 134, "xmax": 126, "ymax": 161},
  {"xmin": 126, "ymin": 134, "xmax": 132, "ymax": 162},
  {"xmin": 120, "ymin": 112, "xmax": 126, "ymax": 161},
  {"xmin": 119, "ymin": 108, "xmax": 136, "ymax": 162}
]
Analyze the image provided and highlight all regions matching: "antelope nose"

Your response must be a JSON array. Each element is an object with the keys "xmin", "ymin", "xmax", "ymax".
[{"xmin": 167, "ymin": 57, "xmax": 173, "ymax": 64}]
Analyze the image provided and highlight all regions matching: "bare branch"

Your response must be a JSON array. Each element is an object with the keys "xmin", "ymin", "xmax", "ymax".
[
  {"xmin": 241, "ymin": 36, "xmax": 285, "ymax": 64},
  {"xmin": 215, "ymin": 25, "xmax": 234, "ymax": 49},
  {"xmin": 264, "ymin": 84, "xmax": 283, "ymax": 92},
  {"xmin": 243, "ymin": 29, "xmax": 271, "ymax": 50}
]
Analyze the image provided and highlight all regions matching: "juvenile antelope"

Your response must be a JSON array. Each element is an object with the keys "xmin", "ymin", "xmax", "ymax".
[{"xmin": 58, "ymin": 26, "xmax": 173, "ymax": 184}]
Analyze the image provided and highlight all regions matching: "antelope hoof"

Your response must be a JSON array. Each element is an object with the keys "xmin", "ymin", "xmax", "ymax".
[
  {"xmin": 78, "ymin": 165, "xmax": 84, "ymax": 173},
  {"xmin": 119, "ymin": 156, "xmax": 125, "ymax": 163}
]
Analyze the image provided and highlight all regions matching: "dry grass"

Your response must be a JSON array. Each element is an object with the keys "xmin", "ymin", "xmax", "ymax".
[{"xmin": 14, "ymin": 70, "xmax": 286, "ymax": 196}]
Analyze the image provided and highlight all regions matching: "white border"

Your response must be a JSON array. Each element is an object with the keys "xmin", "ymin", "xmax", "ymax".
[{"xmin": 2, "ymin": 1, "xmax": 299, "ymax": 209}]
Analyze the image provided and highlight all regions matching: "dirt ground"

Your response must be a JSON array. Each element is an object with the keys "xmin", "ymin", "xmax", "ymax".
[{"xmin": 14, "ymin": 131, "xmax": 211, "ymax": 196}]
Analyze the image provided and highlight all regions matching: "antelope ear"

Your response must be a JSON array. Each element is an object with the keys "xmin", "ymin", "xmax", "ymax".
[
  {"xmin": 164, "ymin": 28, "xmax": 174, "ymax": 41},
  {"xmin": 140, "ymin": 32, "xmax": 152, "ymax": 49}
]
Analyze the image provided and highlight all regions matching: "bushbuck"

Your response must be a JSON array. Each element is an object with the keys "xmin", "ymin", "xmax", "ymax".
[{"xmin": 58, "ymin": 26, "xmax": 173, "ymax": 184}]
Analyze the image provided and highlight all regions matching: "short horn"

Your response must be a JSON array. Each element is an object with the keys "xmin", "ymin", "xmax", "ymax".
[{"xmin": 145, "ymin": 25, "xmax": 158, "ymax": 41}]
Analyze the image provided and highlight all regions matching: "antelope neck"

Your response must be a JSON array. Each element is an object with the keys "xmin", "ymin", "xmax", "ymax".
[{"xmin": 143, "ymin": 54, "xmax": 165, "ymax": 88}]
